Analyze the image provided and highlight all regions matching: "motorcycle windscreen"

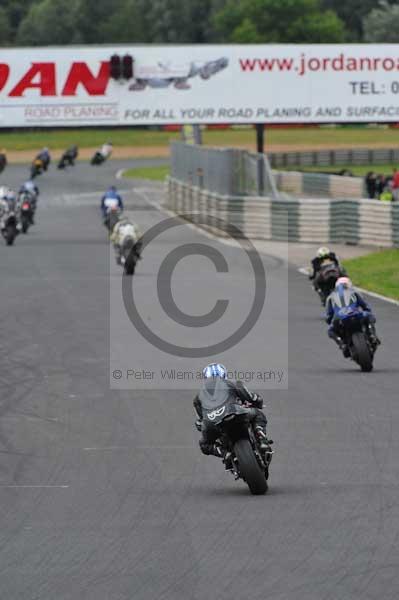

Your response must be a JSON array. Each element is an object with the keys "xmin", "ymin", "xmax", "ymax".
[
  {"xmin": 331, "ymin": 288, "xmax": 358, "ymax": 309},
  {"xmin": 198, "ymin": 378, "xmax": 232, "ymax": 411},
  {"xmin": 336, "ymin": 304, "xmax": 364, "ymax": 321}
]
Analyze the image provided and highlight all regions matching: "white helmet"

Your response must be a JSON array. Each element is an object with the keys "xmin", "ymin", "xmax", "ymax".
[
  {"xmin": 317, "ymin": 246, "xmax": 330, "ymax": 259},
  {"xmin": 202, "ymin": 363, "xmax": 227, "ymax": 379},
  {"xmin": 335, "ymin": 276, "xmax": 352, "ymax": 289}
]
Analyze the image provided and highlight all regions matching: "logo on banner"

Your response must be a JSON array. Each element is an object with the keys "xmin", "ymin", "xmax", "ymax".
[
  {"xmin": 0, "ymin": 61, "xmax": 109, "ymax": 97},
  {"xmin": 129, "ymin": 57, "xmax": 228, "ymax": 91}
]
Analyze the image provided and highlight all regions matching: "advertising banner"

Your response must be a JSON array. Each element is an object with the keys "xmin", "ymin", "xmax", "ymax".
[{"xmin": 1, "ymin": 45, "xmax": 399, "ymax": 126}]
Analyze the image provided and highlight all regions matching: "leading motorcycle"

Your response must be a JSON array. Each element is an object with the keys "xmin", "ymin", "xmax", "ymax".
[
  {"xmin": 91, "ymin": 151, "xmax": 106, "ymax": 166},
  {"xmin": 31, "ymin": 158, "xmax": 45, "ymax": 179},
  {"xmin": 198, "ymin": 391, "xmax": 272, "ymax": 495},
  {"xmin": 58, "ymin": 146, "xmax": 78, "ymax": 169}
]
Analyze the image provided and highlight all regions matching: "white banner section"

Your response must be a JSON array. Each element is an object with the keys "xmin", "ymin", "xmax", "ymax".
[{"xmin": 1, "ymin": 44, "xmax": 399, "ymax": 126}]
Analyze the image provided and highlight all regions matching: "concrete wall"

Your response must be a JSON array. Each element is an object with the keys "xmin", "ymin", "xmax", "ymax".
[
  {"xmin": 166, "ymin": 177, "xmax": 396, "ymax": 247},
  {"xmin": 273, "ymin": 170, "xmax": 366, "ymax": 199}
]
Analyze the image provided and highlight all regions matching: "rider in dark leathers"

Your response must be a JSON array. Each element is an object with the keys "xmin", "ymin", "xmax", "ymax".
[
  {"xmin": 193, "ymin": 363, "xmax": 271, "ymax": 457},
  {"xmin": 59, "ymin": 145, "xmax": 78, "ymax": 167},
  {"xmin": 309, "ymin": 246, "xmax": 343, "ymax": 282}
]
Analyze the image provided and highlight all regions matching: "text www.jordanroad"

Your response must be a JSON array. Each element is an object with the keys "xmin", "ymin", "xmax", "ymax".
[{"xmin": 239, "ymin": 54, "xmax": 399, "ymax": 77}]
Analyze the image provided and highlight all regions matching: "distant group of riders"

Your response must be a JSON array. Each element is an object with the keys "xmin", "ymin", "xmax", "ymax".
[
  {"xmin": 0, "ymin": 141, "xmax": 114, "ymax": 180},
  {"xmin": 0, "ymin": 141, "xmax": 114, "ymax": 246},
  {"xmin": 29, "ymin": 142, "xmax": 113, "ymax": 178}
]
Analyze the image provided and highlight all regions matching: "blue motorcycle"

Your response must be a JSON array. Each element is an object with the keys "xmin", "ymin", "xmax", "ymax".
[{"xmin": 335, "ymin": 307, "xmax": 378, "ymax": 372}]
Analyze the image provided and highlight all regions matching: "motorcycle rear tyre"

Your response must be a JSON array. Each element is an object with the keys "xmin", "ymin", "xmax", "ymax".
[
  {"xmin": 352, "ymin": 331, "xmax": 373, "ymax": 372},
  {"xmin": 234, "ymin": 438, "xmax": 268, "ymax": 495},
  {"xmin": 124, "ymin": 254, "xmax": 136, "ymax": 276},
  {"xmin": 21, "ymin": 215, "xmax": 29, "ymax": 233},
  {"xmin": 5, "ymin": 224, "xmax": 16, "ymax": 245}
]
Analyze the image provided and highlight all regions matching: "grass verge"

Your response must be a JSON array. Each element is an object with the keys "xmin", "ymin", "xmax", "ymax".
[
  {"xmin": 0, "ymin": 129, "xmax": 179, "ymax": 151},
  {"xmin": 281, "ymin": 164, "xmax": 397, "ymax": 176},
  {"xmin": 343, "ymin": 249, "xmax": 399, "ymax": 300},
  {"xmin": 2, "ymin": 125, "xmax": 399, "ymax": 152},
  {"xmin": 123, "ymin": 165, "xmax": 169, "ymax": 180}
]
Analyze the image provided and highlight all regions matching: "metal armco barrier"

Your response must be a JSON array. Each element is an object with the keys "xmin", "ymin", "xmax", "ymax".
[
  {"xmin": 269, "ymin": 147, "xmax": 399, "ymax": 169},
  {"xmin": 171, "ymin": 141, "xmax": 369, "ymax": 199},
  {"xmin": 171, "ymin": 142, "xmax": 279, "ymax": 198},
  {"xmin": 392, "ymin": 204, "xmax": 399, "ymax": 247},
  {"xmin": 166, "ymin": 177, "xmax": 397, "ymax": 248}
]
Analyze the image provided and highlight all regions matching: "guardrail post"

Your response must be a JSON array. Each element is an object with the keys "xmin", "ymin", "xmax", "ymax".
[
  {"xmin": 197, "ymin": 168, "xmax": 204, "ymax": 189},
  {"xmin": 257, "ymin": 156, "xmax": 265, "ymax": 195}
]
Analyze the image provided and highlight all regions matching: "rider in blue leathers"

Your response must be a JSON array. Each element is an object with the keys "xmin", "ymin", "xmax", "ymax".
[
  {"xmin": 101, "ymin": 186, "xmax": 123, "ymax": 219},
  {"xmin": 326, "ymin": 277, "xmax": 380, "ymax": 357},
  {"xmin": 19, "ymin": 180, "xmax": 39, "ymax": 198}
]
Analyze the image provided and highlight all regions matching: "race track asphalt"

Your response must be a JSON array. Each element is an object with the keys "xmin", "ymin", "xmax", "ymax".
[{"xmin": 0, "ymin": 160, "xmax": 398, "ymax": 600}]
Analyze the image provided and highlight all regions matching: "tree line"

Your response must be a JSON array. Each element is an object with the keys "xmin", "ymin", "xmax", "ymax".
[{"xmin": 0, "ymin": 0, "xmax": 398, "ymax": 46}]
